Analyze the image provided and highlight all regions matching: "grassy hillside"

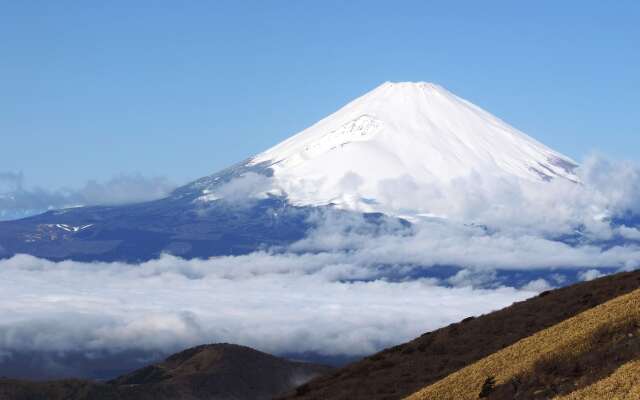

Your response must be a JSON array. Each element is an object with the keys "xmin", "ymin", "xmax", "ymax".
[
  {"xmin": 406, "ymin": 287, "xmax": 640, "ymax": 400},
  {"xmin": 280, "ymin": 270, "xmax": 640, "ymax": 400},
  {"xmin": 555, "ymin": 359, "xmax": 640, "ymax": 399}
]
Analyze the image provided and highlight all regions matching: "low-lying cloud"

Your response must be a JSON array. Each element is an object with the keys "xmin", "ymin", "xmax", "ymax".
[
  {"xmin": 1, "ymin": 211, "xmax": 638, "ymax": 378},
  {"xmin": 0, "ymin": 253, "xmax": 534, "ymax": 373},
  {"xmin": 290, "ymin": 208, "xmax": 640, "ymax": 272},
  {"xmin": 0, "ymin": 172, "xmax": 177, "ymax": 220},
  {"xmin": 202, "ymin": 172, "xmax": 278, "ymax": 207},
  {"xmin": 369, "ymin": 155, "xmax": 640, "ymax": 240}
]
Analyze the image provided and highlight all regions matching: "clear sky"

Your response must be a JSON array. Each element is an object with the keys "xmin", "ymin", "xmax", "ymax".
[{"xmin": 2, "ymin": 0, "xmax": 639, "ymax": 189}]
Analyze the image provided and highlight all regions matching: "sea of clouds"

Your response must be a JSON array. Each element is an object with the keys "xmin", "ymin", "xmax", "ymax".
[{"xmin": 0, "ymin": 155, "xmax": 639, "ymax": 378}]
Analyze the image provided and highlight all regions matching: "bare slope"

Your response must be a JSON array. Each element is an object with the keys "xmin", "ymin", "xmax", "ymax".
[
  {"xmin": 406, "ymin": 287, "xmax": 640, "ymax": 400},
  {"xmin": 279, "ymin": 270, "xmax": 640, "ymax": 400}
]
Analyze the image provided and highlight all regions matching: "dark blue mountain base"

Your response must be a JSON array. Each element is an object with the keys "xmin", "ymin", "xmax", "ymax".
[
  {"xmin": 0, "ymin": 162, "xmax": 308, "ymax": 262},
  {"xmin": 0, "ymin": 196, "xmax": 315, "ymax": 262}
]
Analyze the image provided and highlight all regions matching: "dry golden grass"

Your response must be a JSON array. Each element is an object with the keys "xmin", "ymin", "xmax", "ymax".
[
  {"xmin": 404, "ymin": 288, "xmax": 640, "ymax": 400},
  {"xmin": 555, "ymin": 359, "xmax": 640, "ymax": 400},
  {"xmin": 283, "ymin": 270, "xmax": 640, "ymax": 400}
]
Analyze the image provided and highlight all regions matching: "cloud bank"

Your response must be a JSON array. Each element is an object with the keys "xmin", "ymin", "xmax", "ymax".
[
  {"xmin": 0, "ymin": 209, "xmax": 637, "ymax": 378},
  {"xmin": 355, "ymin": 155, "xmax": 640, "ymax": 240},
  {"xmin": 0, "ymin": 254, "xmax": 534, "ymax": 371},
  {"xmin": 0, "ymin": 172, "xmax": 177, "ymax": 220}
]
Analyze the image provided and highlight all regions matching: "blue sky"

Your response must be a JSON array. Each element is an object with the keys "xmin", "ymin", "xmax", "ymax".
[{"xmin": 2, "ymin": 1, "xmax": 639, "ymax": 189}]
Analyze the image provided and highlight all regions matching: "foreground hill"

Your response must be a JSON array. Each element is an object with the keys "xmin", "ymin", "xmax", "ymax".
[
  {"xmin": 407, "ymin": 285, "xmax": 640, "ymax": 399},
  {"xmin": 280, "ymin": 269, "xmax": 640, "ymax": 400},
  {"xmin": 0, "ymin": 343, "xmax": 331, "ymax": 400}
]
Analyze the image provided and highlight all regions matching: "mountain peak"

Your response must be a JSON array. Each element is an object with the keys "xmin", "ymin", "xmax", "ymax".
[
  {"xmin": 248, "ymin": 82, "xmax": 578, "ymax": 212},
  {"xmin": 379, "ymin": 80, "xmax": 443, "ymax": 89},
  {"xmin": 362, "ymin": 81, "xmax": 451, "ymax": 104}
]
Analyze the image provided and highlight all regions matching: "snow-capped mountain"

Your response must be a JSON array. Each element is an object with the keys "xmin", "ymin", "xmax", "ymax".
[
  {"xmin": 0, "ymin": 82, "xmax": 581, "ymax": 262},
  {"xmin": 192, "ymin": 82, "xmax": 578, "ymax": 214}
]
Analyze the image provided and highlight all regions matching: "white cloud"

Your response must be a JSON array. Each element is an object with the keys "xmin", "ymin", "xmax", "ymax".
[
  {"xmin": 1, "ymin": 212, "xmax": 637, "ymax": 365},
  {"xmin": 365, "ymin": 155, "xmax": 640, "ymax": 242},
  {"xmin": 215, "ymin": 172, "xmax": 273, "ymax": 200},
  {"xmin": 197, "ymin": 172, "xmax": 279, "ymax": 207},
  {"xmin": 0, "ymin": 254, "xmax": 533, "ymax": 361},
  {"xmin": 293, "ymin": 213, "xmax": 640, "ymax": 271},
  {"xmin": 521, "ymin": 278, "xmax": 553, "ymax": 292},
  {"xmin": 447, "ymin": 269, "xmax": 498, "ymax": 288},
  {"xmin": 618, "ymin": 226, "xmax": 640, "ymax": 240},
  {"xmin": 578, "ymin": 269, "xmax": 605, "ymax": 281},
  {"xmin": 0, "ymin": 172, "xmax": 177, "ymax": 220}
]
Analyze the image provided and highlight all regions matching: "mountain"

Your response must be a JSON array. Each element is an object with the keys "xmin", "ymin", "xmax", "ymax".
[
  {"xmin": 278, "ymin": 269, "xmax": 640, "ymax": 400},
  {"xmin": 248, "ymin": 81, "xmax": 578, "ymax": 212},
  {"xmin": 0, "ymin": 343, "xmax": 332, "ymax": 400},
  {"xmin": 0, "ymin": 82, "xmax": 578, "ymax": 262}
]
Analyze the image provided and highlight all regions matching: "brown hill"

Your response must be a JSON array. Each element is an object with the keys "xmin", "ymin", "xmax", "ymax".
[
  {"xmin": 280, "ymin": 270, "xmax": 640, "ymax": 400},
  {"xmin": 0, "ymin": 343, "xmax": 331, "ymax": 400},
  {"xmin": 406, "ymin": 286, "xmax": 640, "ymax": 399}
]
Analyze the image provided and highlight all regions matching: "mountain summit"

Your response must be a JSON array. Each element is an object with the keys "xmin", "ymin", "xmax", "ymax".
[{"xmin": 245, "ymin": 82, "xmax": 578, "ymax": 210}]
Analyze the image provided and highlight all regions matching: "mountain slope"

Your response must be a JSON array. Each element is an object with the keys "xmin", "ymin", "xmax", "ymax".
[
  {"xmin": 555, "ymin": 359, "xmax": 640, "ymax": 400},
  {"xmin": 0, "ymin": 195, "xmax": 317, "ymax": 262},
  {"xmin": 0, "ymin": 343, "xmax": 332, "ymax": 400},
  {"xmin": 279, "ymin": 269, "xmax": 640, "ymax": 400},
  {"xmin": 0, "ymin": 82, "xmax": 578, "ymax": 262},
  {"xmin": 406, "ymin": 286, "xmax": 640, "ymax": 400}
]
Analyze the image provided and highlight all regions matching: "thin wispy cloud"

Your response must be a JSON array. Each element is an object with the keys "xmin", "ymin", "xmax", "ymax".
[{"xmin": 0, "ymin": 172, "xmax": 177, "ymax": 220}]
